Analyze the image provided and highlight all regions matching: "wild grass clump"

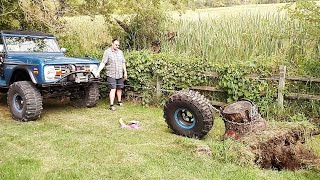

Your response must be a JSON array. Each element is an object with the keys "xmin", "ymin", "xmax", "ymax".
[{"xmin": 161, "ymin": 12, "xmax": 319, "ymax": 77}]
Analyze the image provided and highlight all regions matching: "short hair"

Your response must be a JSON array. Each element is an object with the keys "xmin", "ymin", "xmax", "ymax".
[{"xmin": 112, "ymin": 37, "xmax": 119, "ymax": 43}]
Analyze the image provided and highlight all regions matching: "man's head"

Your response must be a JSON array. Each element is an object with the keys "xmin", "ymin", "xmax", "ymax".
[{"xmin": 111, "ymin": 38, "xmax": 120, "ymax": 51}]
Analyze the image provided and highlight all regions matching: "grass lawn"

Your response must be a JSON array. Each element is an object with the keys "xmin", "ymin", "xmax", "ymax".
[{"xmin": 0, "ymin": 95, "xmax": 319, "ymax": 179}]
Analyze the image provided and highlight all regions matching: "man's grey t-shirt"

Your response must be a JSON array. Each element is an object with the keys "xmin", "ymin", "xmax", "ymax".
[{"xmin": 102, "ymin": 47, "xmax": 126, "ymax": 79}]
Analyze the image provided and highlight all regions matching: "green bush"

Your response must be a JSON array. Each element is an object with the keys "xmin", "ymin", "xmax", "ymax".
[{"xmin": 123, "ymin": 51, "xmax": 275, "ymax": 108}]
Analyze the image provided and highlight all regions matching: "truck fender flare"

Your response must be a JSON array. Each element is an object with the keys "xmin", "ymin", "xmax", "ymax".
[
  {"xmin": 27, "ymin": 69, "xmax": 38, "ymax": 84},
  {"xmin": 9, "ymin": 67, "xmax": 38, "ymax": 85}
]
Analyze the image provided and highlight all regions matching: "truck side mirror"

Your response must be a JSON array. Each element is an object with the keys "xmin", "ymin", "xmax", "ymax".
[{"xmin": 61, "ymin": 48, "xmax": 67, "ymax": 53}]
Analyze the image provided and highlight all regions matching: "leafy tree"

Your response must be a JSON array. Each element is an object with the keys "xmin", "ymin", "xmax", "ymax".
[
  {"xmin": 0, "ymin": 0, "xmax": 74, "ymax": 32},
  {"xmin": 287, "ymin": 1, "xmax": 320, "ymax": 42},
  {"xmin": 76, "ymin": 0, "xmax": 169, "ymax": 50},
  {"xmin": 0, "ymin": 0, "xmax": 188, "ymax": 50},
  {"xmin": 0, "ymin": 0, "xmax": 27, "ymax": 29},
  {"xmin": 284, "ymin": 0, "xmax": 320, "ymax": 71},
  {"xmin": 285, "ymin": 0, "xmax": 320, "ymax": 39}
]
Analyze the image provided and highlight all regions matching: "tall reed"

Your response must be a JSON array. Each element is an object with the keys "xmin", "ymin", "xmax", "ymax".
[{"xmin": 161, "ymin": 12, "xmax": 319, "ymax": 75}]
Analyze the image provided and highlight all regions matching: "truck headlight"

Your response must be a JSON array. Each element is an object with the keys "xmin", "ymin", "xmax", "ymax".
[
  {"xmin": 44, "ymin": 66, "xmax": 56, "ymax": 80},
  {"xmin": 89, "ymin": 64, "xmax": 98, "ymax": 74}
]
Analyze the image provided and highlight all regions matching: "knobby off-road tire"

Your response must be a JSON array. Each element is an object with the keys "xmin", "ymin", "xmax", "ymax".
[
  {"xmin": 71, "ymin": 82, "xmax": 99, "ymax": 108},
  {"xmin": 7, "ymin": 81, "xmax": 43, "ymax": 121},
  {"xmin": 164, "ymin": 90, "xmax": 214, "ymax": 139}
]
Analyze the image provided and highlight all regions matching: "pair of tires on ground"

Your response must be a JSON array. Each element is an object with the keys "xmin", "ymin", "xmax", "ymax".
[
  {"xmin": 6, "ymin": 81, "xmax": 99, "ymax": 121},
  {"xmin": 163, "ymin": 90, "xmax": 215, "ymax": 139}
]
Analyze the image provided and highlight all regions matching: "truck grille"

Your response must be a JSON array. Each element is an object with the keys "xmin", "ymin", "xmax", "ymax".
[
  {"xmin": 54, "ymin": 66, "xmax": 66, "ymax": 80},
  {"xmin": 54, "ymin": 64, "xmax": 91, "ymax": 80}
]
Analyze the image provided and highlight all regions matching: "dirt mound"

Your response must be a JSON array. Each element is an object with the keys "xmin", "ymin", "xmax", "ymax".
[
  {"xmin": 250, "ymin": 130, "xmax": 320, "ymax": 170},
  {"xmin": 195, "ymin": 144, "xmax": 212, "ymax": 157},
  {"xmin": 221, "ymin": 101, "xmax": 320, "ymax": 170}
]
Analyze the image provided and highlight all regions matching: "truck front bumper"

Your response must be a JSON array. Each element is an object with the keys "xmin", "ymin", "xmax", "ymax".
[{"xmin": 41, "ymin": 71, "xmax": 100, "ymax": 87}]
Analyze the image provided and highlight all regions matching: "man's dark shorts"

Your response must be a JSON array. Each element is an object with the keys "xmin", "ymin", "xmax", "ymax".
[{"xmin": 107, "ymin": 77, "xmax": 124, "ymax": 89}]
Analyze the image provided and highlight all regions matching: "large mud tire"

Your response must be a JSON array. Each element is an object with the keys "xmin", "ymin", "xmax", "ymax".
[
  {"xmin": 164, "ymin": 90, "xmax": 214, "ymax": 139},
  {"xmin": 7, "ymin": 81, "xmax": 43, "ymax": 121},
  {"xmin": 71, "ymin": 82, "xmax": 99, "ymax": 108}
]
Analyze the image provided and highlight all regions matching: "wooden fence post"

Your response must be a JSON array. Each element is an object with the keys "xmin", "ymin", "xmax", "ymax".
[
  {"xmin": 156, "ymin": 75, "xmax": 161, "ymax": 97},
  {"xmin": 277, "ymin": 65, "xmax": 286, "ymax": 110}
]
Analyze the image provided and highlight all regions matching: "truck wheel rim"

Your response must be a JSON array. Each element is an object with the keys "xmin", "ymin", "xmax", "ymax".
[
  {"xmin": 13, "ymin": 94, "xmax": 24, "ymax": 112},
  {"xmin": 174, "ymin": 108, "xmax": 196, "ymax": 129}
]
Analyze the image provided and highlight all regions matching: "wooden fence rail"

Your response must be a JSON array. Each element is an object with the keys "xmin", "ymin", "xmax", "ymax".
[
  {"xmin": 188, "ymin": 65, "xmax": 320, "ymax": 108},
  {"xmin": 130, "ymin": 65, "xmax": 320, "ymax": 109}
]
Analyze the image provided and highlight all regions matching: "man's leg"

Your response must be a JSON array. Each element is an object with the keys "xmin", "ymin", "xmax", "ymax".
[
  {"xmin": 116, "ymin": 88, "xmax": 122, "ymax": 102},
  {"xmin": 107, "ymin": 77, "xmax": 117, "ymax": 110},
  {"xmin": 116, "ymin": 78, "xmax": 124, "ymax": 106},
  {"xmin": 109, "ymin": 89, "xmax": 116, "ymax": 106}
]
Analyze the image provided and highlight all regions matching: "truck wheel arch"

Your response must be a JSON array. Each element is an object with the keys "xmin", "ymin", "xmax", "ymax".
[{"xmin": 9, "ymin": 68, "xmax": 37, "ymax": 85}]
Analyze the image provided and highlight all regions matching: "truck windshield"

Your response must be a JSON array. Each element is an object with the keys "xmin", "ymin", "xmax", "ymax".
[{"xmin": 4, "ymin": 36, "xmax": 61, "ymax": 53}]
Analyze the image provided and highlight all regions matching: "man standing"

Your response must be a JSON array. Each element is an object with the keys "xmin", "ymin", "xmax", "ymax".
[{"xmin": 95, "ymin": 38, "xmax": 127, "ymax": 110}]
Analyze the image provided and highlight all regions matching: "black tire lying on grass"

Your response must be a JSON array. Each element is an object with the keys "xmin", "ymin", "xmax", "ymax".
[
  {"xmin": 7, "ymin": 81, "xmax": 43, "ymax": 121},
  {"xmin": 163, "ymin": 90, "xmax": 214, "ymax": 139}
]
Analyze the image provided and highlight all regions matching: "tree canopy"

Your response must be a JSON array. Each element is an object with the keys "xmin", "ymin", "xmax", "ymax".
[{"xmin": 1, "ymin": 0, "xmax": 319, "ymax": 51}]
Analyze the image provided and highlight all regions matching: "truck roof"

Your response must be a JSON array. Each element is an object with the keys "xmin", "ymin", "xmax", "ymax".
[{"xmin": 0, "ymin": 30, "xmax": 54, "ymax": 37}]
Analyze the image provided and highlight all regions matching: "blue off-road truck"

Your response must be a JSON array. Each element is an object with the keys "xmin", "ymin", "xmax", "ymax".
[{"xmin": 0, "ymin": 30, "xmax": 100, "ymax": 121}]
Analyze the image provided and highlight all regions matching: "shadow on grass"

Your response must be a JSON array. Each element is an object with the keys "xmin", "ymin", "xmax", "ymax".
[
  {"xmin": 43, "ymin": 99, "xmax": 71, "ymax": 110},
  {"xmin": 0, "ymin": 94, "xmax": 7, "ymax": 106},
  {"xmin": 1, "ymin": 95, "xmax": 73, "ymax": 111},
  {"xmin": 41, "ymin": 99, "xmax": 74, "ymax": 118},
  {"xmin": 0, "ymin": 94, "xmax": 73, "ymax": 119}
]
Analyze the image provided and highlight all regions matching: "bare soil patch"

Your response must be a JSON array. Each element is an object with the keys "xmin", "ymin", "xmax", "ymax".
[{"xmin": 249, "ymin": 129, "xmax": 320, "ymax": 171}]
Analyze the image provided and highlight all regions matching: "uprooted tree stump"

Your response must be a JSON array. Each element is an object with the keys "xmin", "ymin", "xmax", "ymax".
[
  {"xmin": 221, "ymin": 100, "xmax": 320, "ymax": 171},
  {"xmin": 222, "ymin": 101, "xmax": 267, "ymax": 139},
  {"xmin": 222, "ymin": 101, "xmax": 254, "ymax": 123}
]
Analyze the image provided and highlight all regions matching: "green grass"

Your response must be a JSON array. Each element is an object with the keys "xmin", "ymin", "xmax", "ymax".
[
  {"xmin": 170, "ymin": 3, "xmax": 288, "ymax": 20},
  {"xmin": 162, "ymin": 12, "xmax": 313, "ymax": 68},
  {"xmin": 163, "ymin": 4, "xmax": 318, "ymax": 77},
  {"xmin": 0, "ymin": 95, "xmax": 319, "ymax": 179}
]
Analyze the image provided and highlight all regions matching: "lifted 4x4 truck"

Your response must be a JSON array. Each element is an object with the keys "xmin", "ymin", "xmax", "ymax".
[{"xmin": 0, "ymin": 30, "xmax": 100, "ymax": 121}]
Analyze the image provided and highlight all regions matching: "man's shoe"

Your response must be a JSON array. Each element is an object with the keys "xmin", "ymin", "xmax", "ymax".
[
  {"xmin": 118, "ymin": 102, "xmax": 124, "ymax": 107},
  {"xmin": 109, "ymin": 105, "xmax": 116, "ymax": 111}
]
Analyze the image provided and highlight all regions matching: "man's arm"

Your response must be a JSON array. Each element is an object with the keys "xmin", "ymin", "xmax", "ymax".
[
  {"xmin": 123, "ymin": 63, "xmax": 127, "ymax": 80},
  {"xmin": 95, "ymin": 62, "xmax": 105, "ymax": 78},
  {"xmin": 122, "ymin": 51, "xmax": 127, "ymax": 80},
  {"xmin": 95, "ymin": 50, "xmax": 108, "ymax": 77}
]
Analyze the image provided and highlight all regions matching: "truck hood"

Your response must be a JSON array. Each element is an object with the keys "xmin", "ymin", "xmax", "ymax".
[
  {"xmin": 7, "ymin": 53, "xmax": 99, "ymax": 65},
  {"xmin": 41, "ymin": 56, "xmax": 99, "ymax": 65}
]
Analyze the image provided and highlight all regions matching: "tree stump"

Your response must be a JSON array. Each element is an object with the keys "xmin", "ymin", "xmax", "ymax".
[{"xmin": 222, "ymin": 101, "xmax": 267, "ymax": 139}]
